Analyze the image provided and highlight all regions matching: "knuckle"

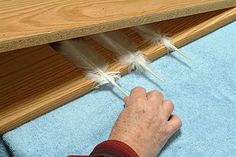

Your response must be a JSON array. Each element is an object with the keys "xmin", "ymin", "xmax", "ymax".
[
  {"xmin": 176, "ymin": 117, "xmax": 182, "ymax": 127},
  {"xmin": 136, "ymin": 96, "xmax": 145, "ymax": 104},
  {"xmin": 166, "ymin": 100, "xmax": 173, "ymax": 105},
  {"xmin": 166, "ymin": 100, "xmax": 174, "ymax": 110},
  {"xmin": 164, "ymin": 127, "xmax": 172, "ymax": 135},
  {"xmin": 166, "ymin": 116, "xmax": 182, "ymax": 133},
  {"xmin": 162, "ymin": 124, "xmax": 173, "ymax": 135},
  {"xmin": 151, "ymin": 90, "xmax": 163, "ymax": 98},
  {"xmin": 152, "ymin": 89, "xmax": 160, "ymax": 94},
  {"xmin": 132, "ymin": 86, "xmax": 145, "ymax": 93},
  {"xmin": 166, "ymin": 125, "xmax": 175, "ymax": 134},
  {"xmin": 172, "ymin": 117, "xmax": 182, "ymax": 130},
  {"xmin": 156, "ymin": 90, "xmax": 164, "ymax": 98}
]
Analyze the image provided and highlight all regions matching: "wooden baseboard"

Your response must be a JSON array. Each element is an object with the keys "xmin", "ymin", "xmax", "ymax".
[{"xmin": 0, "ymin": 8, "xmax": 236, "ymax": 133}]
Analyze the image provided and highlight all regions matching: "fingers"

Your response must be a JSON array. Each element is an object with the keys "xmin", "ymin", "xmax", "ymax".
[
  {"xmin": 146, "ymin": 90, "xmax": 163, "ymax": 107},
  {"xmin": 167, "ymin": 115, "xmax": 182, "ymax": 133},
  {"xmin": 124, "ymin": 87, "xmax": 147, "ymax": 107},
  {"xmin": 130, "ymin": 87, "xmax": 147, "ymax": 99},
  {"xmin": 162, "ymin": 100, "xmax": 174, "ymax": 119}
]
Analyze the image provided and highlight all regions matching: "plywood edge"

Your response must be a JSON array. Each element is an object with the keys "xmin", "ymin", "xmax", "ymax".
[
  {"xmin": 0, "ymin": 8, "xmax": 236, "ymax": 133},
  {"xmin": 0, "ymin": 1, "xmax": 236, "ymax": 53}
]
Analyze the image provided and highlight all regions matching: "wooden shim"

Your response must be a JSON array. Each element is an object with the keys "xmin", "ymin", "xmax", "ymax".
[
  {"xmin": 0, "ymin": 8, "xmax": 236, "ymax": 133},
  {"xmin": 0, "ymin": 0, "xmax": 236, "ymax": 53}
]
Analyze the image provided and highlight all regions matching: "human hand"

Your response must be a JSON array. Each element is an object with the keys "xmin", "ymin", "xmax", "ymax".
[{"xmin": 109, "ymin": 87, "xmax": 182, "ymax": 157}]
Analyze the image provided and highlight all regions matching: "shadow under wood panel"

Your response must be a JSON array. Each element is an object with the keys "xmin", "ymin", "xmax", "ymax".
[{"xmin": 0, "ymin": 8, "xmax": 236, "ymax": 133}]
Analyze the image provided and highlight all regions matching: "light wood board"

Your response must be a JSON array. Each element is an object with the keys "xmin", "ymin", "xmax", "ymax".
[
  {"xmin": 0, "ymin": 8, "xmax": 236, "ymax": 133},
  {"xmin": 0, "ymin": 0, "xmax": 236, "ymax": 53}
]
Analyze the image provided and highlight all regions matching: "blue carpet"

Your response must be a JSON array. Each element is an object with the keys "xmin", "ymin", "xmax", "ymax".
[{"xmin": 2, "ymin": 21, "xmax": 236, "ymax": 157}]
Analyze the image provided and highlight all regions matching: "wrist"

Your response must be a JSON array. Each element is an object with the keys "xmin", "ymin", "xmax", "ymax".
[{"xmin": 91, "ymin": 140, "xmax": 139, "ymax": 157}]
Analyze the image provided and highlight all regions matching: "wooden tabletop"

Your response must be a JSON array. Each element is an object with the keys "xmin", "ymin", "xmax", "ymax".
[{"xmin": 0, "ymin": 0, "xmax": 236, "ymax": 53}]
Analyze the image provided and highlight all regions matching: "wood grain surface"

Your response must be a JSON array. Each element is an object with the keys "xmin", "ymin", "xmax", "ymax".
[
  {"xmin": 0, "ymin": 8, "xmax": 236, "ymax": 133},
  {"xmin": 0, "ymin": 0, "xmax": 236, "ymax": 53}
]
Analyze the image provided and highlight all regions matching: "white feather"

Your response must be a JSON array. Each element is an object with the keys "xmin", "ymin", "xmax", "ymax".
[
  {"xmin": 120, "ymin": 50, "xmax": 149, "ymax": 71},
  {"xmin": 134, "ymin": 25, "xmax": 162, "ymax": 44},
  {"xmin": 134, "ymin": 25, "xmax": 191, "ymax": 60},
  {"xmin": 51, "ymin": 38, "xmax": 128, "ymax": 96},
  {"xmin": 87, "ymin": 71, "xmax": 120, "ymax": 87},
  {"xmin": 91, "ymin": 31, "xmax": 164, "ymax": 82},
  {"xmin": 160, "ymin": 36, "xmax": 192, "ymax": 60}
]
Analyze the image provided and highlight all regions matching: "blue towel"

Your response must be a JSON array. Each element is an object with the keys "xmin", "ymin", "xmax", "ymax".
[
  {"xmin": 2, "ymin": 21, "xmax": 236, "ymax": 157},
  {"xmin": 0, "ymin": 139, "xmax": 9, "ymax": 157}
]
